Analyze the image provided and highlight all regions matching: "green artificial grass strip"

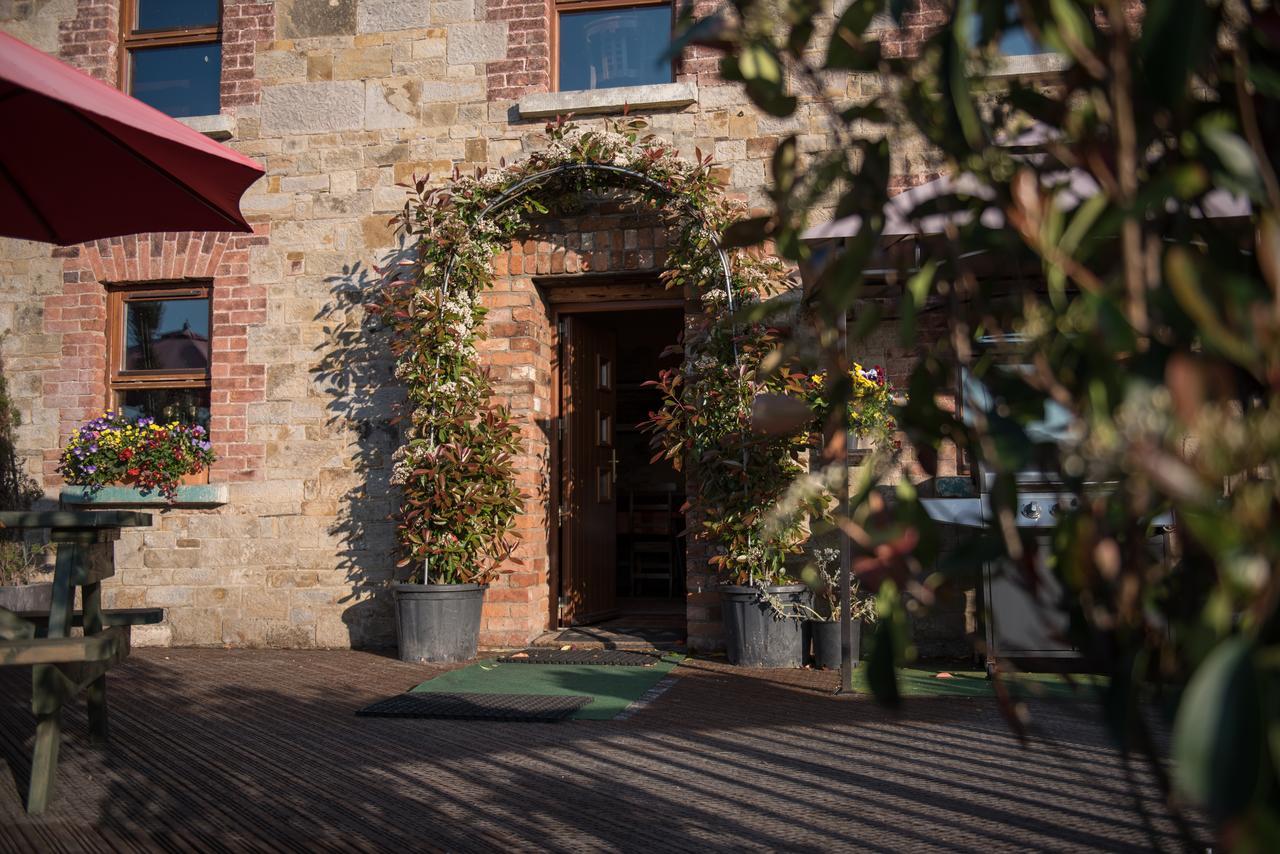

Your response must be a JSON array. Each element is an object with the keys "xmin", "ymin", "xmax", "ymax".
[
  {"xmin": 849, "ymin": 667, "xmax": 1109, "ymax": 700},
  {"xmin": 410, "ymin": 654, "xmax": 682, "ymax": 720}
]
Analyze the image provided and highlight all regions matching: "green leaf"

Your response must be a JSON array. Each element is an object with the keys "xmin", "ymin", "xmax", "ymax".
[
  {"xmin": 825, "ymin": 0, "xmax": 884, "ymax": 71},
  {"xmin": 1172, "ymin": 637, "xmax": 1264, "ymax": 822},
  {"xmin": 1202, "ymin": 126, "xmax": 1263, "ymax": 195},
  {"xmin": 1137, "ymin": 0, "xmax": 1215, "ymax": 109},
  {"xmin": 722, "ymin": 216, "xmax": 772, "ymax": 248},
  {"xmin": 739, "ymin": 43, "xmax": 783, "ymax": 83},
  {"xmin": 1047, "ymin": 0, "xmax": 1094, "ymax": 53}
]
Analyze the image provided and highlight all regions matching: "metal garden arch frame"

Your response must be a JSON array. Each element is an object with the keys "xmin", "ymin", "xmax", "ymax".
[{"xmin": 440, "ymin": 163, "xmax": 738, "ymax": 318}]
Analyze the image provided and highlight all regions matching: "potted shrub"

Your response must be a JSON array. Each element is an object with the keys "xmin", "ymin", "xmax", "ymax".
[
  {"xmin": 379, "ymin": 188, "xmax": 524, "ymax": 664},
  {"xmin": 56, "ymin": 412, "xmax": 215, "ymax": 501},
  {"xmin": 799, "ymin": 547, "xmax": 879, "ymax": 670},
  {"xmin": 645, "ymin": 264, "xmax": 819, "ymax": 668}
]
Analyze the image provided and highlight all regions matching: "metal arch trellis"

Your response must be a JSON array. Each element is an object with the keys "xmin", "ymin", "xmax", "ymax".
[
  {"xmin": 421, "ymin": 161, "xmax": 751, "ymax": 580},
  {"xmin": 439, "ymin": 162, "xmax": 738, "ymax": 319}
]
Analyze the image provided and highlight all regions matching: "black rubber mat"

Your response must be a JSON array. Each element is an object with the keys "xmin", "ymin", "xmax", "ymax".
[
  {"xmin": 496, "ymin": 648, "xmax": 659, "ymax": 666},
  {"xmin": 356, "ymin": 692, "xmax": 593, "ymax": 721}
]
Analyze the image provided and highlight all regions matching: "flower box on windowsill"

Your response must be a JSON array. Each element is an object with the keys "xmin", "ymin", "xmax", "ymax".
[{"xmin": 60, "ymin": 482, "xmax": 228, "ymax": 509}]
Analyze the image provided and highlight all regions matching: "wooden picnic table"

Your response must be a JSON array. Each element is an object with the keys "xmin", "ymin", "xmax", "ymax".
[{"xmin": 0, "ymin": 510, "xmax": 162, "ymax": 814}]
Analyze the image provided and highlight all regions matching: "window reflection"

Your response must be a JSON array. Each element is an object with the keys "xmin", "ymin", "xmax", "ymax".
[
  {"xmin": 136, "ymin": 0, "xmax": 219, "ymax": 31},
  {"xmin": 119, "ymin": 388, "xmax": 211, "ymax": 430},
  {"xmin": 969, "ymin": 3, "xmax": 1050, "ymax": 57},
  {"xmin": 558, "ymin": 6, "xmax": 673, "ymax": 92},
  {"xmin": 124, "ymin": 298, "xmax": 211, "ymax": 372},
  {"xmin": 131, "ymin": 44, "xmax": 222, "ymax": 118}
]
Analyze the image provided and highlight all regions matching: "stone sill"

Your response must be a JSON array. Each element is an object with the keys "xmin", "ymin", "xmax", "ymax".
[
  {"xmin": 518, "ymin": 82, "xmax": 698, "ymax": 119},
  {"xmin": 60, "ymin": 484, "xmax": 229, "ymax": 509},
  {"xmin": 176, "ymin": 113, "xmax": 235, "ymax": 140},
  {"xmin": 980, "ymin": 53, "xmax": 1071, "ymax": 79}
]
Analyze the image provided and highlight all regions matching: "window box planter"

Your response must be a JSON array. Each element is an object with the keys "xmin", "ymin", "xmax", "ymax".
[{"xmin": 60, "ymin": 483, "xmax": 228, "ymax": 509}]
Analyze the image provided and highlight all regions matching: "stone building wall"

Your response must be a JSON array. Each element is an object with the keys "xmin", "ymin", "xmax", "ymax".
[{"xmin": 0, "ymin": 0, "xmax": 978, "ymax": 652}]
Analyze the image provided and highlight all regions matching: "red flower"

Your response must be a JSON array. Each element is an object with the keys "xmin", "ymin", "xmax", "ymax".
[{"xmin": 127, "ymin": 467, "xmax": 140, "ymax": 476}]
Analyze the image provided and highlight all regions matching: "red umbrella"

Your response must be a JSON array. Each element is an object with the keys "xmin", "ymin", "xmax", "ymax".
[{"xmin": 0, "ymin": 30, "xmax": 265, "ymax": 245}]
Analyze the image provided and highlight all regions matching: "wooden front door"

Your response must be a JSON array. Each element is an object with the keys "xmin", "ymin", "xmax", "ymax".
[{"xmin": 558, "ymin": 315, "xmax": 618, "ymax": 625}]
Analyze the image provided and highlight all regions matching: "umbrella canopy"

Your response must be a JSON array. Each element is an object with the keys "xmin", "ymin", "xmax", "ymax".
[{"xmin": 0, "ymin": 30, "xmax": 264, "ymax": 245}]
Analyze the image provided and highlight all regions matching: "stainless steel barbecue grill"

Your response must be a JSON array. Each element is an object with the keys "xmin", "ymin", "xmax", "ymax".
[{"xmin": 923, "ymin": 362, "xmax": 1173, "ymax": 672}]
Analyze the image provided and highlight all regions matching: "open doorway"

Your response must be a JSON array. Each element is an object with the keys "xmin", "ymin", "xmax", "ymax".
[{"xmin": 556, "ymin": 305, "xmax": 686, "ymax": 645}]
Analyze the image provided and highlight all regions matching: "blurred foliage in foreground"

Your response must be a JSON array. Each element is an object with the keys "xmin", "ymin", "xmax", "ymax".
[{"xmin": 681, "ymin": 0, "xmax": 1280, "ymax": 846}]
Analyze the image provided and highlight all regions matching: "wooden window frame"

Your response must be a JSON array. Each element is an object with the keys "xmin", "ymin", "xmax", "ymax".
[
  {"xmin": 117, "ymin": 0, "xmax": 223, "ymax": 110},
  {"xmin": 551, "ymin": 0, "xmax": 675, "ymax": 93},
  {"xmin": 106, "ymin": 281, "xmax": 213, "ymax": 416}
]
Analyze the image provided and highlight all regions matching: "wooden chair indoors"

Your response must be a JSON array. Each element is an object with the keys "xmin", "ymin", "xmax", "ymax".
[{"xmin": 625, "ymin": 489, "xmax": 682, "ymax": 598}]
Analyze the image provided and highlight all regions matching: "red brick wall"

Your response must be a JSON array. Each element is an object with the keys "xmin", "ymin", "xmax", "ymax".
[
  {"xmin": 58, "ymin": 0, "xmax": 119, "ymax": 81},
  {"xmin": 220, "ymin": 1, "xmax": 272, "ymax": 109},
  {"xmin": 45, "ymin": 229, "xmax": 271, "ymax": 484}
]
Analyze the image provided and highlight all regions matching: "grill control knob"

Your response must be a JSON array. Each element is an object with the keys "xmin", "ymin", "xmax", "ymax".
[{"xmin": 1021, "ymin": 501, "xmax": 1042, "ymax": 520}]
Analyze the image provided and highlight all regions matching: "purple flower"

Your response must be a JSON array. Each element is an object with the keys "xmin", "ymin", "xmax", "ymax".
[
  {"xmin": 138, "ymin": 417, "xmax": 153, "ymax": 427},
  {"xmin": 88, "ymin": 443, "xmax": 98, "ymax": 453},
  {"xmin": 199, "ymin": 441, "xmax": 212, "ymax": 452},
  {"xmin": 84, "ymin": 464, "xmax": 97, "ymax": 474}
]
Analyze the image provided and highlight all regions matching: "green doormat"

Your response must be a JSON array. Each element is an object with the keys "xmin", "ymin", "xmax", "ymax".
[
  {"xmin": 410, "ymin": 654, "xmax": 683, "ymax": 720},
  {"xmin": 849, "ymin": 667, "xmax": 1108, "ymax": 700}
]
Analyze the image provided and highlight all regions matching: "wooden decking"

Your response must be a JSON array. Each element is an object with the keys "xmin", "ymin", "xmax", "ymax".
[{"xmin": 1, "ymin": 649, "xmax": 1201, "ymax": 851}]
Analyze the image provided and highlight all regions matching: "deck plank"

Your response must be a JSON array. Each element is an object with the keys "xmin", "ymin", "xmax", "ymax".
[{"xmin": 1, "ymin": 648, "xmax": 1203, "ymax": 851}]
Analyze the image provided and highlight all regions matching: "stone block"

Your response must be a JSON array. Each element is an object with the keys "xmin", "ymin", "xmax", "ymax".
[
  {"xmin": 256, "ymin": 49, "xmax": 308, "ymax": 82},
  {"xmin": 446, "ymin": 22, "xmax": 507, "ymax": 64},
  {"xmin": 357, "ymin": 0, "xmax": 432, "ymax": 33},
  {"xmin": 365, "ymin": 78, "xmax": 419, "ymax": 129},
  {"xmin": 431, "ymin": 0, "xmax": 476, "ymax": 23},
  {"xmin": 334, "ymin": 46, "xmax": 393, "ymax": 79},
  {"xmin": 262, "ymin": 81, "xmax": 365, "ymax": 135},
  {"xmin": 277, "ymin": 0, "xmax": 358, "ymax": 38},
  {"xmin": 418, "ymin": 78, "xmax": 485, "ymax": 104}
]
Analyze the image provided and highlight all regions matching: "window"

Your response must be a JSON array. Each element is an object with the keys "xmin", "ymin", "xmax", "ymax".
[
  {"xmin": 555, "ymin": 0, "xmax": 673, "ymax": 92},
  {"xmin": 968, "ymin": 2, "xmax": 1050, "ymax": 57},
  {"xmin": 120, "ymin": 0, "xmax": 222, "ymax": 117},
  {"xmin": 107, "ymin": 284, "xmax": 212, "ymax": 431}
]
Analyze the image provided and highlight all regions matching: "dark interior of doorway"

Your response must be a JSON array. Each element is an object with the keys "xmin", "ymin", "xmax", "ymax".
[{"xmin": 573, "ymin": 307, "xmax": 686, "ymax": 643}]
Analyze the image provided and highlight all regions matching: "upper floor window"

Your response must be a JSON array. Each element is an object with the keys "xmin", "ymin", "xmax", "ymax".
[
  {"xmin": 120, "ymin": 0, "xmax": 222, "ymax": 118},
  {"xmin": 969, "ymin": 2, "xmax": 1050, "ymax": 57},
  {"xmin": 555, "ymin": 0, "xmax": 674, "ymax": 92},
  {"xmin": 108, "ymin": 283, "xmax": 212, "ymax": 431}
]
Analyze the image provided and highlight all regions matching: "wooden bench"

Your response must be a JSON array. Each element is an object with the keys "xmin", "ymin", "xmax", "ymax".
[{"xmin": 0, "ymin": 510, "xmax": 157, "ymax": 814}]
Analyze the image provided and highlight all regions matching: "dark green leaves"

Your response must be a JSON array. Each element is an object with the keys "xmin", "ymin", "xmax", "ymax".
[
  {"xmin": 721, "ymin": 44, "xmax": 799, "ymax": 118},
  {"xmin": 1173, "ymin": 638, "xmax": 1265, "ymax": 823}
]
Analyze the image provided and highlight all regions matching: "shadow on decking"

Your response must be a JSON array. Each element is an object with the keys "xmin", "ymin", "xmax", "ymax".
[{"xmin": 0, "ymin": 649, "xmax": 1203, "ymax": 851}]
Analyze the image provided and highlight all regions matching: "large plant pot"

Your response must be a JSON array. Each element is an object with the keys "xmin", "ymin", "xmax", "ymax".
[
  {"xmin": 720, "ymin": 584, "xmax": 809, "ymax": 668},
  {"xmin": 0, "ymin": 582, "xmax": 53, "ymax": 612},
  {"xmin": 392, "ymin": 583, "xmax": 487, "ymax": 663},
  {"xmin": 810, "ymin": 619, "xmax": 861, "ymax": 671}
]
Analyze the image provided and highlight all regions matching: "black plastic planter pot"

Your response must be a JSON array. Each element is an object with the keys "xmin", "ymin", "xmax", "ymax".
[
  {"xmin": 392, "ymin": 583, "xmax": 487, "ymax": 663},
  {"xmin": 810, "ymin": 619, "xmax": 861, "ymax": 671},
  {"xmin": 720, "ymin": 584, "xmax": 809, "ymax": 668}
]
